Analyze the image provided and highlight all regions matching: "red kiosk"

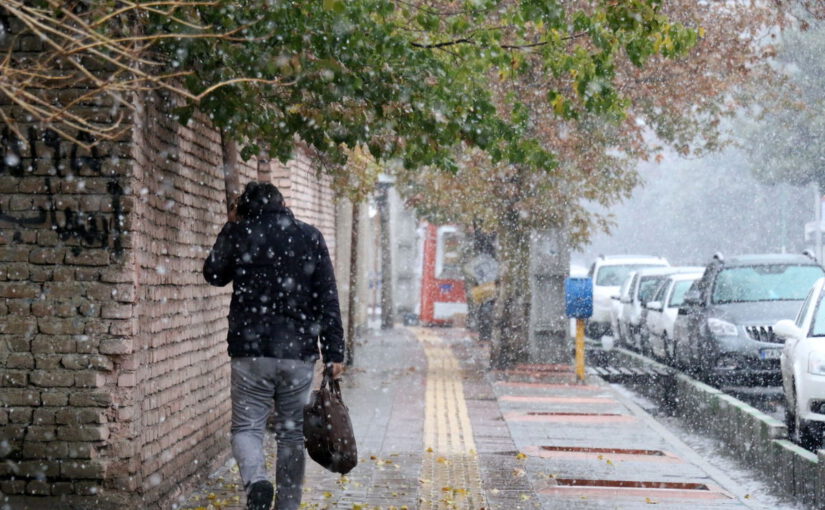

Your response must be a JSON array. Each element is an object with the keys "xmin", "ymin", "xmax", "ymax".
[{"xmin": 419, "ymin": 223, "xmax": 467, "ymax": 325}]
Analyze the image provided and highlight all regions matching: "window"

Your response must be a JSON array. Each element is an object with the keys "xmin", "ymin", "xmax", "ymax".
[
  {"xmin": 669, "ymin": 280, "xmax": 695, "ymax": 308},
  {"xmin": 595, "ymin": 264, "xmax": 664, "ymax": 286},
  {"xmin": 435, "ymin": 227, "xmax": 463, "ymax": 280},
  {"xmin": 711, "ymin": 265, "xmax": 825, "ymax": 304},
  {"xmin": 638, "ymin": 276, "xmax": 666, "ymax": 304}
]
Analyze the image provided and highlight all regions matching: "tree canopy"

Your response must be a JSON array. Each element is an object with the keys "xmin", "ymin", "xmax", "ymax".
[{"xmin": 2, "ymin": 0, "xmax": 695, "ymax": 172}]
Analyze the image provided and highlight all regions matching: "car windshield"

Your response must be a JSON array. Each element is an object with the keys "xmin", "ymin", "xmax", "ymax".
[
  {"xmin": 711, "ymin": 265, "xmax": 825, "ymax": 304},
  {"xmin": 669, "ymin": 280, "xmax": 695, "ymax": 307},
  {"xmin": 596, "ymin": 264, "xmax": 664, "ymax": 286},
  {"xmin": 638, "ymin": 276, "xmax": 666, "ymax": 303}
]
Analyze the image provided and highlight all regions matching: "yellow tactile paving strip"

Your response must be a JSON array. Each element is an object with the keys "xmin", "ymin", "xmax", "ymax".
[{"xmin": 413, "ymin": 328, "xmax": 486, "ymax": 510}]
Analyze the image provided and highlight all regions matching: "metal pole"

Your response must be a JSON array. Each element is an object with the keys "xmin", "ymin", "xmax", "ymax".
[
  {"xmin": 816, "ymin": 183, "xmax": 822, "ymax": 263},
  {"xmin": 575, "ymin": 318, "xmax": 586, "ymax": 383}
]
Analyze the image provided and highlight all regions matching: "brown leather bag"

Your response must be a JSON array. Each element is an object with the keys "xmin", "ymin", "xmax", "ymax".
[{"xmin": 303, "ymin": 367, "xmax": 358, "ymax": 474}]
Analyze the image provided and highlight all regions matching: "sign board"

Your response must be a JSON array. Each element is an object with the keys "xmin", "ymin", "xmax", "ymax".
[{"xmin": 565, "ymin": 277, "xmax": 593, "ymax": 319}]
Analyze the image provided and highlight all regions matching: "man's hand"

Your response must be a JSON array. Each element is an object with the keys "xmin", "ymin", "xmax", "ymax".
[
  {"xmin": 329, "ymin": 362, "xmax": 344, "ymax": 380},
  {"xmin": 227, "ymin": 197, "xmax": 240, "ymax": 223}
]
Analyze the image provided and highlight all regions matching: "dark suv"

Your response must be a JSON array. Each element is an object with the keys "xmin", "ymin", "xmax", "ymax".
[{"xmin": 672, "ymin": 253, "xmax": 825, "ymax": 385}]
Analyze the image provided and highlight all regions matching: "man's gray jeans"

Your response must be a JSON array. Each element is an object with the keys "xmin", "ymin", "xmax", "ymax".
[{"xmin": 231, "ymin": 357, "xmax": 314, "ymax": 510}]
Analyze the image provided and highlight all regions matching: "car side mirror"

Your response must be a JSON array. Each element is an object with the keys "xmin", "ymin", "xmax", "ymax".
[
  {"xmin": 677, "ymin": 307, "xmax": 689, "ymax": 316},
  {"xmin": 646, "ymin": 301, "xmax": 663, "ymax": 312},
  {"xmin": 682, "ymin": 290, "xmax": 702, "ymax": 307},
  {"xmin": 774, "ymin": 319, "xmax": 803, "ymax": 340}
]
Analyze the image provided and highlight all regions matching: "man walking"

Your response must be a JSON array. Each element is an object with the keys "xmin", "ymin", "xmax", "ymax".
[{"xmin": 204, "ymin": 181, "xmax": 345, "ymax": 510}]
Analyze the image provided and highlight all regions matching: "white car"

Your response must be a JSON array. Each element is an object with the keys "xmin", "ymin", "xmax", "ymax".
[
  {"xmin": 619, "ymin": 266, "xmax": 704, "ymax": 352},
  {"xmin": 610, "ymin": 276, "xmax": 634, "ymax": 344},
  {"xmin": 775, "ymin": 277, "xmax": 825, "ymax": 449},
  {"xmin": 643, "ymin": 272, "xmax": 703, "ymax": 363},
  {"xmin": 586, "ymin": 255, "xmax": 669, "ymax": 339}
]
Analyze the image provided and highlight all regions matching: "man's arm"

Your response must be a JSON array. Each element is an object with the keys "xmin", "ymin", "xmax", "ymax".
[
  {"xmin": 203, "ymin": 223, "xmax": 236, "ymax": 286},
  {"xmin": 311, "ymin": 232, "xmax": 345, "ymax": 364}
]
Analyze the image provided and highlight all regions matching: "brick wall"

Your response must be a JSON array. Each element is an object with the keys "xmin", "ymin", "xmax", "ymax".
[
  {"xmin": 271, "ymin": 150, "xmax": 336, "ymax": 252},
  {"xmin": 1, "ymin": 87, "xmax": 338, "ymax": 507}
]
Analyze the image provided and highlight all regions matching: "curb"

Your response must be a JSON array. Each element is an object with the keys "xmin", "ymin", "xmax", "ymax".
[{"xmin": 608, "ymin": 347, "xmax": 822, "ymax": 508}]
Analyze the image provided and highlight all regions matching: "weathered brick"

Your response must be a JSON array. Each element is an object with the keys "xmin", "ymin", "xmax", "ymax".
[
  {"xmin": 18, "ymin": 459, "xmax": 61, "ymax": 477},
  {"xmin": 66, "ymin": 442, "xmax": 93, "ymax": 459},
  {"xmin": 57, "ymin": 425, "xmax": 109, "ymax": 442},
  {"xmin": 6, "ymin": 353, "xmax": 34, "ymax": 369},
  {"xmin": 0, "ymin": 315, "xmax": 37, "ymax": 334},
  {"xmin": 0, "ymin": 480, "xmax": 27, "ymax": 494},
  {"xmin": 101, "ymin": 303, "xmax": 133, "ymax": 319},
  {"xmin": 6, "ymin": 298, "xmax": 32, "ymax": 314},
  {"xmin": 32, "ymin": 408, "xmax": 57, "ymax": 425},
  {"xmin": 34, "ymin": 354, "xmax": 64, "ymax": 370},
  {"xmin": 22, "ymin": 440, "xmax": 67, "ymax": 461},
  {"xmin": 29, "ymin": 267, "xmax": 54, "ymax": 282},
  {"xmin": 38, "ymin": 317, "xmax": 86, "ymax": 335},
  {"xmin": 117, "ymin": 372, "xmax": 137, "ymax": 387},
  {"xmin": 75, "ymin": 268, "xmax": 102, "ymax": 281},
  {"xmin": 8, "ymin": 407, "xmax": 33, "ymax": 423},
  {"xmin": 4, "ymin": 263, "xmax": 30, "ymax": 280},
  {"xmin": 1, "ymin": 389, "xmax": 40, "ymax": 406},
  {"xmin": 31, "ymin": 335, "xmax": 75, "ymax": 354},
  {"xmin": 74, "ymin": 481, "xmax": 102, "ymax": 495},
  {"xmin": 74, "ymin": 371, "xmax": 106, "ymax": 388},
  {"xmin": 68, "ymin": 390, "xmax": 112, "ymax": 407},
  {"xmin": 61, "ymin": 354, "xmax": 114, "ymax": 371},
  {"xmin": 25, "ymin": 426, "xmax": 57, "ymax": 441},
  {"xmin": 26, "ymin": 480, "xmax": 51, "ymax": 495},
  {"xmin": 40, "ymin": 390, "xmax": 69, "ymax": 407},
  {"xmin": 0, "ymin": 246, "xmax": 30, "ymax": 262},
  {"xmin": 99, "ymin": 338, "xmax": 133, "ymax": 355},
  {"xmin": 52, "ymin": 481, "xmax": 75, "ymax": 495},
  {"xmin": 30, "ymin": 369, "xmax": 75, "ymax": 387},
  {"xmin": 29, "ymin": 247, "xmax": 63, "ymax": 265},
  {"xmin": 108, "ymin": 320, "xmax": 137, "ymax": 336},
  {"xmin": 43, "ymin": 281, "xmax": 84, "ymax": 298},
  {"xmin": 65, "ymin": 250, "xmax": 110, "ymax": 266},
  {"xmin": 56, "ymin": 408, "xmax": 106, "ymax": 425},
  {"xmin": 2, "ymin": 370, "xmax": 28, "ymax": 387},
  {"xmin": 78, "ymin": 301, "xmax": 100, "ymax": 317}
]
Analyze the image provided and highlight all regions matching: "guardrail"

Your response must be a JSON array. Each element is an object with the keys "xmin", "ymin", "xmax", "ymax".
[{"xmin": 596, "ymin": 347, "xmax": 823, "ymax": 507}]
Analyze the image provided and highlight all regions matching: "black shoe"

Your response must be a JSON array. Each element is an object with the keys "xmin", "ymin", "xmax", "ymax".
[{"xmin": 247, "ymin": 480, "xmax": 274, "ymax": 510}]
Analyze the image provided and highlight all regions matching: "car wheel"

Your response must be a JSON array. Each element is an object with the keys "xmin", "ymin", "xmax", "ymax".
[
  {"xmin": 784, "ymin": 397, "xmax": 796, "ymax": 437},
  {"xmin": 662, "ymin": 333, "xmax": 673, "ymax": 365},
  {"xmin": 797, "ymin": 415, "xmax": 824, "ymax": 450}
]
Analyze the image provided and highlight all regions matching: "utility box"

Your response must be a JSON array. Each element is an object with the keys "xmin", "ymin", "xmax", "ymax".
[{"xmin": 565, "ymin": 277, "xmax": 593, "ymax": 318}]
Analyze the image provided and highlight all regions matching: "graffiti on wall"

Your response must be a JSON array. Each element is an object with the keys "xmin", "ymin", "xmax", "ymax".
[{"xmin": 0, "ymin": 127, "xmax": 124, "ymax": 255}]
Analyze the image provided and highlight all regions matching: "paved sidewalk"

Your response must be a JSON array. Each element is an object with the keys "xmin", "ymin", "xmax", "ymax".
[{"xmin": 180, "ymin": 327, "xmax": 767, "ymax": 510}]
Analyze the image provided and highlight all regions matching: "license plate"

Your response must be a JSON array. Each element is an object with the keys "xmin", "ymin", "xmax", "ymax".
[{"xmin": 759, "ymin": 349, "xmax": 781, "ymax": 360}]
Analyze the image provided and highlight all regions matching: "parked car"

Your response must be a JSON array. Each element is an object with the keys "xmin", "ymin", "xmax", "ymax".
[
  {"xmin": 618, "ymin": 266, "xmax": 703, "ymax": 352},
  {"xmin": 775, "ymin": 277, "xmax": 825, "ymax": 449},
  {"xmin": 586, "ymin": 255, "xmax": 669, "ymax": 339},
  {"xmin": 672, "ymin": 253, "xmax": 825, "ymax": 385},
  {"xmin": 643, "ymin": 272, "xmax": 703, "ymax": 363},
  {"xmin": 610, "ymin": 276, "xmax": 634, "ymax": 345}
]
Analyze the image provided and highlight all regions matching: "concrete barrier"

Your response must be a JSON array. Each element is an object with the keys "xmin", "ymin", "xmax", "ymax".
[{"xmin": 605, "ymin": 348, "xmax": 820, "ymax": 507}]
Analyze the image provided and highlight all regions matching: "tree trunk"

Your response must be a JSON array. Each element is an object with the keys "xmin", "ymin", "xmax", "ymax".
[
  {"xmin": 490, "ymin": 211, "xmax": 532, "ymax": 369},
  {"xmin": 346, "ymin": 201, "xmax": 361, "ymax": 366},
  {"xmin": 220, "ymin": 131, "xmax": 241, "ymax": 217}
]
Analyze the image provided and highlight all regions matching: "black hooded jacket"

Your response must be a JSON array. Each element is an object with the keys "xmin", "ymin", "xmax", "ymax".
[{"xmin": 203, "ymin": 203, "xmax": 344, "ymax": 363}]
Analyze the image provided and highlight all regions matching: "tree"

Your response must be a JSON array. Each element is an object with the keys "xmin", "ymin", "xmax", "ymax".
[
  {"xmin": 397, "ymin": 0, "xmax": 789, "ymax": 366},
  {"xmin": 741, "ymin": 21, "xmax": 825, "ymax": 189}
]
